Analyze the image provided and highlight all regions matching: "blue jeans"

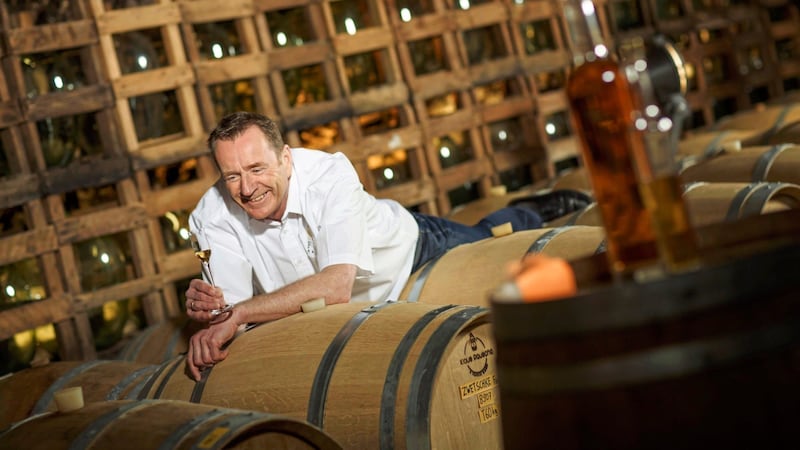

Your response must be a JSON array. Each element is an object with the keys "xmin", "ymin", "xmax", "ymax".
[{"xmin": 411, "ymin": 207, "xmax": 543, "ymax": 273}]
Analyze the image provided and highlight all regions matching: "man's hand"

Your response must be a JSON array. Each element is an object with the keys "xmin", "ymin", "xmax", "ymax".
[
  {"xmin": 182, "ymin": 263, "xmax": 357, "ymax": 381},
  {"xmin": 186, "ymin": 317, "xmax": 239, "ymax": 381},
  {"xmin": 185, "ymin": 278, "xmax": 227, "ymax": 322}
]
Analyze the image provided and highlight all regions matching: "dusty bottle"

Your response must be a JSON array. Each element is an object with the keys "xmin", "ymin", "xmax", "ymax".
[{"xmin": 563, "ymin": 0, "xmax": 658, "ymax": 275}]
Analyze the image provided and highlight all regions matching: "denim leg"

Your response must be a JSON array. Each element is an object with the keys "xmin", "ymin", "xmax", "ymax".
[
  {"xmin": 475, "ymin": 206, "xmax": 544, "ymax": 231},
  {"xmin": 411, "ymin": 206, "xmax": 542, "ymax": 272}
]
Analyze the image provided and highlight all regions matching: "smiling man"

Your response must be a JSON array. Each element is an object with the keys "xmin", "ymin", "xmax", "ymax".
[{"xmin": 182, "ymin": 111, "xmax": 589, "ymax": 380}]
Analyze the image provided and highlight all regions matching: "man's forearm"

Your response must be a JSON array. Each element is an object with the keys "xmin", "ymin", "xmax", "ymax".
[{"xmin": 228, "ymin": 263, "xmax": 356, "ymax": 325}]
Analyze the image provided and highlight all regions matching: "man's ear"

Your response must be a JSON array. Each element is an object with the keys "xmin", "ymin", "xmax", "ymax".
[{"xmin": 282, "ymin": 144, "xmax": 293, "ymax": 172}]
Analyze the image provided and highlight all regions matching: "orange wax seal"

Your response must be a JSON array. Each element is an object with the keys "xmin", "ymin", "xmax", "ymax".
[{"xmin": 504, "ymin": 254, "xmax": 578, "ymax": 303}]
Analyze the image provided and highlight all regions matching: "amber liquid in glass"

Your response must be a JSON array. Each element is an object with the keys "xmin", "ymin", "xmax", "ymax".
[
  {"xmin": 194, "ymin": 249, "xmax": 211, "ymax": 263},
  {"xmin": 567, "ymin": 59, "xmax": 659, "ymax": 274},
  {"xmin": 638, "ymin": 174, "xmax": 699, "ymax": 271}
]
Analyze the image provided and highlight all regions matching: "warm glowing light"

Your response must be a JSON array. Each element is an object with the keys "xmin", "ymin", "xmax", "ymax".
[
  {"xmin": 102, "ymin": 301, "xmax": 121, "ymax": 321},
  {"xmin": 179, "ymin": 227, "xmax": 191, "ymax": 240},
  {"xmin": 35, "ymin": 324, "xmax": 56, "ymax": 344},
  {"xmin": 383, "ymin": 168, "xmax": 395, "ymax": 180},
  {"xmin": 400, "ymin": 8, "xmax": 412, "ymax": 22},
  {"xmin": 545, "ymin": 123, "xmax": 557, "ymax": 135},
  {"xmin": 440, "ymin": 146, "xmax": 452, "ymax": 158},
  {"xmin": 164, "ymin": 211, "xmax": 179, "ymax": 231},
  {"xmin": 13, "ymin": 330, "xmax": 34, "ymax": 349},
  {"xmin": 211, "ymin": 43, "xmax": 224, "ymax": 59},
  {"xmin": 276, "ymin": 32, "xmax": 288, "ymax": 46},
  {"xmin": 30, "ymin": 286, "xmax": 45, "ymax": 300},
  {"xmin": 345, "ymin": 18, "xmax": 357, "ymax": 35},
  {"xmin": 581, "ymin": 0, "xmax": 596, "ymax": 15}
]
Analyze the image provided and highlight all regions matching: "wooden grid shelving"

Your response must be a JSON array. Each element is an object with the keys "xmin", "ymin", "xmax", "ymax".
[{"xmin": 1, "ymin": 0, "xmax": 799, "ymax": 372}]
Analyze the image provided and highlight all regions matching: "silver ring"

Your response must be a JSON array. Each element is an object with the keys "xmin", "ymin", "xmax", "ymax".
[{"xmin": 191, "ymin": 301, "xmax": 195, "ymax": 310}]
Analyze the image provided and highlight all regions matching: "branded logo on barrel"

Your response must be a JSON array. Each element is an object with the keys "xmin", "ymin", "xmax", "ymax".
[{"xmin": 460, "ymin": 332, "xmax": 493, "ymax": 377}]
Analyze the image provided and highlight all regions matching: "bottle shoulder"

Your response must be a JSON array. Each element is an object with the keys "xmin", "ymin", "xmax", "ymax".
[{"xmin": 566, "ymin": 59, "xmax": 631, "ymax": 97}]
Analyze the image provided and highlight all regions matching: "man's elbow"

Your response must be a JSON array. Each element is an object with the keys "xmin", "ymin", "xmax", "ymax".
[
  {"xmin": 322, "ymin": 264, "xmax": 357, "ymax": 305},
  {"xmin": 326, "ymin": 282, "xmax": 353, "ymax": 305}
]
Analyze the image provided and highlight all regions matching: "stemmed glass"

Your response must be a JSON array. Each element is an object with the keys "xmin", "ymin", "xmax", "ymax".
[
  {"xmin": 190, "ymin": 231, "xmax": 215, "ymax": 286},
  {"xmin": 189, "ymin": 230, "xmax": 232, "ymax": 317}
]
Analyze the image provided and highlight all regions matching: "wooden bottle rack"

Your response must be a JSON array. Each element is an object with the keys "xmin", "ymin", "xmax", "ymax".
[{"xmin": 0, "ymin": 0, "xmax": 798, "ymax": 368}]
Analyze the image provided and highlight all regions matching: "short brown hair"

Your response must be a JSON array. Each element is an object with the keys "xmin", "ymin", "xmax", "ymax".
[{"xmin": 207, "ymin": 112, "xmax": 285, "ymax": 157}]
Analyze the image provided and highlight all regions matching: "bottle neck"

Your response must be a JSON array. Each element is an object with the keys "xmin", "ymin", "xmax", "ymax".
[{"xmin": 562, "ymin": 0, "xmax": 609, "ymax": 66}]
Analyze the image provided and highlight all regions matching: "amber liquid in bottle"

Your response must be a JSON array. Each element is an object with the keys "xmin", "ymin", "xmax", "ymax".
[{"xmin": 567, "ymin": 59, "xmax": 659, "ymax": 275}]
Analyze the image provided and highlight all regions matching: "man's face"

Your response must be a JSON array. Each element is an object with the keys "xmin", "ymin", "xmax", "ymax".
[{"xmin": 214, "ymin": 126, "xmax": 292, "ymax": 221}]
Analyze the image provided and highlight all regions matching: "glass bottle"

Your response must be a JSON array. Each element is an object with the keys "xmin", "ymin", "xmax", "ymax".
[
  {"xmin": 564, "ymin": 0, "xmax": 699, "ymax": 275},
  {"xmin": 563, "ymin": 0, "xmax": 658, "ymax": 275}
]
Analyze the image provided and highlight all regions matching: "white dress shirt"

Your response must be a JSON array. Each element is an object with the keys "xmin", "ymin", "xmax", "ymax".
[{"xmin": 189, "ymin": 148, "xmax": 419, "ymax": 304}]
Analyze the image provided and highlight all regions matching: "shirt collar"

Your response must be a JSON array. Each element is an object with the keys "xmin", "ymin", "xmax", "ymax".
[{"xmin": 283, "ymin": 161, "xmax": 302, "ymax": 219}]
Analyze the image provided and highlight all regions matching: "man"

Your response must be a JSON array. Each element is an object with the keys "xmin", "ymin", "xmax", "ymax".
[{"xmin": 183, "ymin": 111, "xmax": 589, "ymax": 380}]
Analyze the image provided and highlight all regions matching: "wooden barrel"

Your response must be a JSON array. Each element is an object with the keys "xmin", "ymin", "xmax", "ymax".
[
  {"xmin": 765, "ymin": 120, "xmax": 800, "ymax": 145},
  {"xmin": 138, "ymin": 302, "xmax": 501, "ymax": 450},
  {"xmin": 546, "ymin": 202, "xmax": 603, "ymax": 227},
  {"xmin": 712, "ymin": 102, "xmax": 800, "ymax": 137},
  {"xmin": 0, "ymin": 360, "xmax": 157, "ymax": 430},
  {"xmin": 680, "ymin": 144, "xmax": 800, "ymax": 185},
  {"xmin": 677, "ymin": 129, "xmax": 761, "ymax": 157},
  {"xmin": 445, "ymin": 175, "xmax": 594, "ymax": 227},
  {"xmin": 445, "ymin": 185, "xmax": 540, "ymax": 225},
  {"xmin": 674, "ymin": 103, "xmax": 800, "ymax": 158},
  {"xmin": 548, "ymin": 166, "xmax": 592, "ymax": 194},
  {"xmin": 490, "ymin": 237, "xmax": 800, "ymax": 449},
  {"xmin": 684, "ymin": 182, "xmax": 800, "ymax": 227},
  {"xmin": 549, "ymin": 182, "xmax": 800, "ymax": 228},
  {"xmin": 118, "ymin": 227, "xmax": 604, "ymax": 363},
  {"xmin": 398, "ymin": 226, "xmax": 606, "ymax": 306},
  {"xmin": 117, "ymin": 317, "xmax": 200, "ymax": 364},
  {"xmin": 0, "ymin": 399, "xmax": 342, "ymax": 450}
]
